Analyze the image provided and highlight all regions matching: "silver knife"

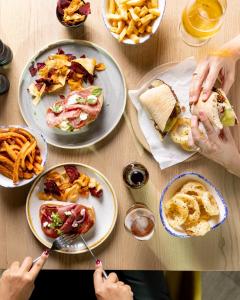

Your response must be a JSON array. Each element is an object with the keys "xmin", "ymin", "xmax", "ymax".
[{"xmin": 80, "ymin": 234, "xmax": 108, "ymax": 279}]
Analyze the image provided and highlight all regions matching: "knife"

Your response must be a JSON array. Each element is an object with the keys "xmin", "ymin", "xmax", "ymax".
[{"xmin": 80, "ymin": 234, "xmax": 108, "ymax": 279}]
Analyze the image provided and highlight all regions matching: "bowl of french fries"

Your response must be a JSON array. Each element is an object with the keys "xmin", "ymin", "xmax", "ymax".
[
  {"xmin": 160, "ymin": 172, "xmax": 228, "ymax": 238},
  {"xmin": 0, "ymin": 126, "xmax": 48, "ymax": 188},
  {"xmin": 102, "ymin": 0, "xmax": 166, "ymax": 44}
]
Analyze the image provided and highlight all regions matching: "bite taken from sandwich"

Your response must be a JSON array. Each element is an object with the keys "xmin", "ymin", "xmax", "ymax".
[
  {"xmin": 191, "ymin": 88, "xmax": 238, "ymax": 131},
  {"xmin": 139, "ymin": 80, "xmax": 181, "ymax": 139},
  {"xmin": 47, "ymin": 85, "xmax": 103, "ymax": 132}
]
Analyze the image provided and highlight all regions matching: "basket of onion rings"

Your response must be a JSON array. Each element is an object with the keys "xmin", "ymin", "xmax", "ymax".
[{"xmin": 160, "ymin": 172, "xmax": 228, "ymax": 237}]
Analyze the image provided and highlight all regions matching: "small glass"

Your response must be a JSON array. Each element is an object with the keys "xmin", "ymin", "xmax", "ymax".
[
  {"xmin": 123, "ymin": 162, "xmax": 149, "ymax": 189},
  {"xmin": 124, "ymin": 203, "xmax": 155, "ymax": 240},
  {"xmin": 179, "ymin": 0, "xmax": 227, "ymax": 47}
]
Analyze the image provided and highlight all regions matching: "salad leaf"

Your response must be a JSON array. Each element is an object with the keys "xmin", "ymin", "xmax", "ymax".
[
  {"xmin": 50, "ymin": 212, "xmax": 63, "ymax": 228},
  {"xmin": 51, "ymin": 104, "xmax": 63, "ymax": 114},
  {"xmin": 92, "ymin": 88, "xmax": 102, "ymax": 97}
]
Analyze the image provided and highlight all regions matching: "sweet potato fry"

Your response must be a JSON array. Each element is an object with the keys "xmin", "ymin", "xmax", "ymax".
[
  {"xmin": 20, "ymin": 140, "xmax": 37, "ymax": 170},
  {"xmin": 13, "ymin": 141, "xmax": 30, "ymax": 183},
  {"xmin": 0, "ymin": 164, "xmax": 12, "ymax": 179}
]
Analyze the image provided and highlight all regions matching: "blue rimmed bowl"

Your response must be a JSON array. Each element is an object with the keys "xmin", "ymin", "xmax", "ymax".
[
  {"xmin": 159, "ymin": 172, "xmax": 228, "ymax": 238},
  {"xmin": 0, "ymin": 125, "xmax": 48, "ymax": 188}
]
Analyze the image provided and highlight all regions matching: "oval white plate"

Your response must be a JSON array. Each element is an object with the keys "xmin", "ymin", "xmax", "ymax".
[
  {"xmin": 26, "ymin": 163, "xmax": 118, "ymax": 254},
  {"xmin": 0, "ymin": 125, "xmax": 47, "ymax": 188},
  {"xmin": 101, "ymin": 0, "xmax": 166, "ymax": 45},
  {"xmin": 160, "ymin": 172, "xmax": 228, "ymax": 238},
  {"xmin": 18, "ymin": 39, "xmax": 127, "ymax": 149}
]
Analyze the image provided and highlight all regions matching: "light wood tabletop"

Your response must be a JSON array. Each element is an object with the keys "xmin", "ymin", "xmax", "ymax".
[{"xmin": 1, "ymin": 0, "xmax": 240, "ymax": 271}]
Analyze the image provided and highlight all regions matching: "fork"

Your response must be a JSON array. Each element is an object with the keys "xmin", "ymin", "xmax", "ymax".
[{"xmin": 32, "ymin": 233, "xmax": 79, "ymax": 264}]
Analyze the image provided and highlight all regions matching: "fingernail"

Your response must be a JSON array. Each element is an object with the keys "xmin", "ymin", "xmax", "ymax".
[
  {"xmin": 43, "ymin": 250, "xmax": 49, "ymax": 256},
  {"xmin": 96, "ymin": 259, "xmax": 102, "ymax": 266}
]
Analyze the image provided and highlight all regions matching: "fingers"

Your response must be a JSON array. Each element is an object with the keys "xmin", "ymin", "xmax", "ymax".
[
  {"xmin": 190, "ymin": 61, "xmax": 209, "ymax": 104},
  {"xmin": 191, "ymin": 116, "xmax": 211, "ymax": 151},
  {"xmin": 10, "ymin": 261, "xmax": 20, "ymax": 271},
  {"xmin": 202, "ymin": 65, "xmax": 221, "ymax": 101},
  {"xmin": 198, "ymin": 111, "xmax": 218, "ymax": 141},
  {"xmin": 108, "ymin": 272, "xmax": 118, "ymax": 283},
  {"xmin": 29, "ymin": 252, "xmax": 48, "ymax": 280},
  {"xmin": 94, "ymin": 264, "xmax": 104, "ymax": 289},
  {"xmin": 19, "ymin": 257, "xmax": 33, "ymax": 273}
]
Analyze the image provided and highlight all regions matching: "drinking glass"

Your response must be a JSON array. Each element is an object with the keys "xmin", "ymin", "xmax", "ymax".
[
  {"xmin": 124, "ymin": 203, "xmax": 155, "ymax": 240},
  {"xmin": 179, "ymin": 0, "xmax": 227, "ymax": 47}
]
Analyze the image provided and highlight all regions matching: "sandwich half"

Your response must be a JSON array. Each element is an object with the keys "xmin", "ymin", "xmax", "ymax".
[
  {"xmin": 139, "ymin": 80, "xmax": 181, "ymax": 138},
  {"xmin": 47, "ymin": 85, "xmax": 103, "ymax": 132},
  {"xmin": 191, "ymin": 88, "xmax": 238, "ymax": 130}
]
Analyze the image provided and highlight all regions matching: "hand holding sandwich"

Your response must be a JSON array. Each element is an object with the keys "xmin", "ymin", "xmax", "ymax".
[
  {"xmin": 190, "ymin": 35, "xmax": 240, "ymax": 104},
  {"xmin": 191, "ymin": 112, "xmax": 240, "ymax": 177}
]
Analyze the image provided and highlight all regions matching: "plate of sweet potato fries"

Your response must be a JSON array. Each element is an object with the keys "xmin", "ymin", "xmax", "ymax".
[{"xmin": 0, "ymin": 126, "xmax": 48, "ymax": 187}]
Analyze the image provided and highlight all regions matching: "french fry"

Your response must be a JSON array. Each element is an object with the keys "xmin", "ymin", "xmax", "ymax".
[
  {"xmin": 139, "ymin": 6, "xmax": 148, "ymax": 17},
  {"xmin": 119, "ymin": 26, "xmax": 128, "ymax": 41},
  {"xmin": 0, "ymin": 164, "xmax": 13, "ymax": 179},
  {"xmin": 130, "ymin": 34, "xmax": 140, "ymax": 43},
  {"xmin": 3, "ymin": 141, "xmax": 17, "ymax": 161},
  {"xmin": 0, "ymin": 132, "xmax": 27, "ymax": 143},
  {"xmin": 140, "ymin": 13, "xmax": 153, "ymax": 25},
  {"xmin": 126, "ymin": 19, "xmax": 135, "ymax": 35},
  {"xmin": 20, "ymin": 140, "xmax": 36, "ymax": 170},
  {"xmin": 151, "ymin": 0, "xmax": 158, "ymax": 8},
  {"xmin": 13, "ymin": 141, "xmax": 30, "ymax": 183},
  {"xmin": 109, "ymin": 0, "xmax": 116, "ymax": 13},
  {"xmin": 146, "ymin": 25, "xmax": 152, "ymax": 33},
  {"xmin": 107, "ymin": 13, "xmax": 122, "ymax": 21},
  {"xmin": 129, "ymin": 7, "xmax": 139, "ymax": 21},
  {"xmin": 149, "ymin": 8, "xmax": 160, "ymax": 16}
]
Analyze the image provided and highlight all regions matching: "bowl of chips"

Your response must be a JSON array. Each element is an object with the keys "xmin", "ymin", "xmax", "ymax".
[
  {"xmin": 160, "ymin": 172, "xmax": 228, "ymax": 238},
  {"xmin": 56, "ymin": 0, "xmax": 91, "ymax": 28},
  {"xmin": 0, "ymin": 126, "xmax": 48, "ymax": 188},
  {"xmin": 102, "ymin": 0, "xmax": 166, "ymax": 45}
]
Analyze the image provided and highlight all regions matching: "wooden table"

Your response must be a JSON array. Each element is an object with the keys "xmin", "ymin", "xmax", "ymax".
[{"xmin": 1, "ymin": 0, "xmax": 240, "ymax": 271}]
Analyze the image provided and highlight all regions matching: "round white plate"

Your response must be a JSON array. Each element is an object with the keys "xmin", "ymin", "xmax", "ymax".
[
  {"xmin": 26, "ymin": 163, "xmax": 118, "ymax": 254},
  {"xmin": 18, "ymin": 39, "xmax": 127, "ymax": 149}
]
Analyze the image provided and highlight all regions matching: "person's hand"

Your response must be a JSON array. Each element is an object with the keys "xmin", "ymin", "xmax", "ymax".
[
  {"xmin": 94, "ymin": 263, "xmax": 133, "ymax": 300},
  {"xmin": 191, "ymin": 112, "xmax": 240, "ymax": 177},
  {"xmin": 0, "ymin": 253, "xmax": 48, "ymax": 300},
  {"xmin": 189, "ymin": 52, "xmax": 238, "ymax": 104}
]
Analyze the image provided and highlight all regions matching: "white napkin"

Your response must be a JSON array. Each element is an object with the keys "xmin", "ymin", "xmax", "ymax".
[{"xmin": 129, "ymin": 57, "xmax": 197, "ymax": 169}]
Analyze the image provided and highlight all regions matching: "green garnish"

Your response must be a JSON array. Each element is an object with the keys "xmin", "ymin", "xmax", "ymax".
[
  {"xmin": 76, "ymin": 97, "xmax": 86, "ymax": 104},
  {"xmin": 51, "ymin": 104, "xmax": 63, "ymax": 114},
  {"xmin": 56, "ymin": 229, "xmax": 63, "ymax": 236},
  {"xmin": 92, "ymin": 88, "xmax": 102, "ymax": 97},
  {"xmin": 49, "ymin": 212, "xmax": 63, "ymax": 229}
]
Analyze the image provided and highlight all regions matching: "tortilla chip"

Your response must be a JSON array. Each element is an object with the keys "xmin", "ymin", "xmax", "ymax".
[{"xmin": 72, "ymin": 58, "xmax": 96, "ymax": 75}]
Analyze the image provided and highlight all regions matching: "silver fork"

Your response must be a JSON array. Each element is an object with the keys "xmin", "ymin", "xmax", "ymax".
[{"xmin": 32, "ymin": 233, "xmax": 79, "ymax": 264}]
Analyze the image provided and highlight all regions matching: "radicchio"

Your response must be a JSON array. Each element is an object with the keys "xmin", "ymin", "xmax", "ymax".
[
  {"xmin": 37, "ymin": 62, "xmax": 46, "ymax": 71},
  {"xmin": 90, "ymin": 187, "xmax": 103, "ymax": 198},
  {"xmin": 64, "ymin": 165, "xmax": 80, "ymax": 183},
  {"xmin": 79, "ymin": 2, "xmax": 91, "ymax": 16},
  {"xmin": 44, "ymin": 180, "xmax": 61, "ymax": 196},
  {"xmin": 57, "ymin": 0, "xmax": 71, "ymax": 15},
  {"xmin": 29, "ymin": 63, "xmax": 37, "ymax": 77}
]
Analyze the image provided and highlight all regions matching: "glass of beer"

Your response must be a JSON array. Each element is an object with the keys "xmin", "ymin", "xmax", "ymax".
[
  {"xmin": 124, "ymin": 203, "xmax": 155, "ymax": 240},
  {"xmin": 179, "ymin": 0, "xmax": 227, "ymax": 46}
]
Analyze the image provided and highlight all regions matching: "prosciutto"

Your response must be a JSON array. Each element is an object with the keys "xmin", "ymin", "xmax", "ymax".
[
  {"xmin": 46, "ymin": 88, "xmax": 103, "ymax": 129},
  {"xmin": 40, "ymin": 203, "xmax": 95, "ymax": 238}
]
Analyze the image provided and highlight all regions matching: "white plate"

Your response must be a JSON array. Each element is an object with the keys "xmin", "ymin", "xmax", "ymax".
[
  {"xmin": 26, "ymin": 163, "xmax": 118, "ymax": 254},
  {"xmin": 101, "ymin": 0, "xmax": 166, "ymax": 45},
  {"xmin": 160, "ymin": 172, "xmax": 228, "ymax": 238},
  {"xmin": 0, "ymin": 125, "xmax": 47, "ymax": 188},
  {"xmin": 18, "ymin": 39, "xmax": 127, "ymax": 149}
]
